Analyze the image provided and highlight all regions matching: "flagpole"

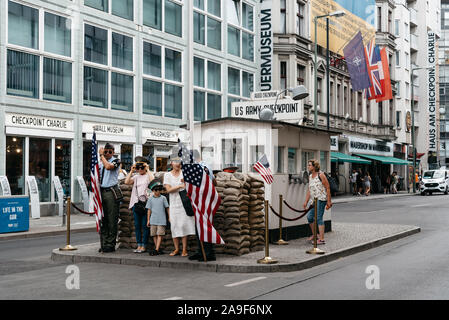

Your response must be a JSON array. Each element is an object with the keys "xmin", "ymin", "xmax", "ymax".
[{"xmin": 199, "ymin": 240, "xmax": 207, "ymax": 263}]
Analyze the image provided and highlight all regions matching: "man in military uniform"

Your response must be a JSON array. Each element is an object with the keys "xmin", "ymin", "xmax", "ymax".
[{"xmin": 99, "ymin": 143, "xmax": 121, "ymax": 253}]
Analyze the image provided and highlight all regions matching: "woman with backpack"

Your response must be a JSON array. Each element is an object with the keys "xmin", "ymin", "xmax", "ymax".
[{"xmin": 303, "ymin": 159, "xmax": 332, "ymax": 245}]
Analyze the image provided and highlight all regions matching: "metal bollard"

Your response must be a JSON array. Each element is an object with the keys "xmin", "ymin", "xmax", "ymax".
[
  {"xmin": 257, "ymin": 200, "xmax": 278, "ymax": 264},
  {"xmin": 275, "ymin": 194, "xmax": 288, "ymax": 245},
  {"xmin": 306, "ymin": 198, "xmax": 325, "ymax": 255},
  {"xmin": 59, "ymin": 197, "xmax": 77, "ymax": 251}
]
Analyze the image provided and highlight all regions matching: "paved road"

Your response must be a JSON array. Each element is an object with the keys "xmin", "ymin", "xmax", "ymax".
[{"xmin": 0, "ymin": 194, "xmax": 448, "ymax": 300}]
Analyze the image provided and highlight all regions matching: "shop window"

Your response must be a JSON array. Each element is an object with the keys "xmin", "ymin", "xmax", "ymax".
[
  {"xmin": 111, "ymin": 72, "xmax": 133, "ymax": 112},
  {"xmin": 143, "ymin": 42, "xmax": 162, "ymax": 77},
  {"xmin": 112, "ymin": 32, "xmax": 133, "ymax": 71},
  {"xmin": 6, "ymin": 136, "xmax": 25, "ymax": 196},
  {"xmin": 55, "ymin": 140, "xmax": 71, "ymax": 197},
  {"xmin": 165, "ymin": 0, "xmax": 182, "ymax": 37},
  {"xmin": 274, "ymin": 146, "xmax": 284, "ymax": 174},
  {"xmin": 8, "ymin": 1, "xmax": 39, "ymax": 49},
  {"xmin": 29, "ymin": 138, "xmax": 51, "ymax": 202},
  {"xmin": 121, "ymin": 144, "xmax": 133, "ymax": 172},
  {"xmin": 250, "ymin": 145, "xmax": 265, "ymax": 172},
  {"xmin": 43, "ymin": 58, "xmax": 72, "ymax": 104},
  {"xmin": 288, "ymin": 148, "xmax": 297, "ymax": 174},
  {"xmin": 44, "ymin": 12, "xmax": 71, "ymax": 57},
  {"xmin": 222, "ymin": 138, "xmax": 242, "ymax": 171},
  {"xmin": 143, "ymin": 79, "xmax": 162, "ymax": 116},
  {"xmin": 84, "ymin": 24, "xmax": 108, "ymax": 65},
  {"xmin": 7, "ymin": 50, "xmax": 39, "ymax": 99},
  {"xmin": 143, "ymin": 0, "xmax": 162, "ymax": 30}
]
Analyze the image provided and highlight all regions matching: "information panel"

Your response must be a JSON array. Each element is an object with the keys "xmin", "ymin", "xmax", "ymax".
[{"xmin": 0, "ymin": 196, "xmax": 29, "ymax": 233}]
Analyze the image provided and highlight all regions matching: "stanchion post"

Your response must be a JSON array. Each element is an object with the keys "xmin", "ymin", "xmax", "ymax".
[
  {"xmin": 275, "ymin": 194, "xmax": 288, "ymax": 245},
  {"xmin": 257, "ymin": 200, "xmax": 278, "ymax": 264},
  {"xmin": 59, "ymin": 196, "xmax": 77, "ymax": 251},
  {"xmin": 306, "ymin": 198, "xmax": 325, "ymax": 255}
]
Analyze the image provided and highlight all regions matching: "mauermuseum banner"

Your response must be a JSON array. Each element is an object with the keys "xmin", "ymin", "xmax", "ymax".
[
  {"xmin": 260, "ymin": 0, "xmax": 273, "ymax": 91},
  {"xmin": 427, "ymin": 31, "xmax": 437, "ymax": 153},
  {"xmin": 311, "ymin": 0, "xmax": 376, "ymax": 55}
]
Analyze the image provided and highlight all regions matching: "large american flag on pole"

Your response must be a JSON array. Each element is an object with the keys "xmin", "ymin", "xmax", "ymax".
[
  {"xmin": 179, "ymin": 143, "xmax": 224, "ymax": 244},
  {"xmin": 253, "ymin": 154, "xmax": 273, "ymax": 184},
  {"xmin": 91, "ymin": 132, "xmax": 103, "ymax": 232}
]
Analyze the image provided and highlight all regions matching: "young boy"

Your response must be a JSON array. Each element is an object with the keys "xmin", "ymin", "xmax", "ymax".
[{"xmin": 146, "ymin": 181, "xmax": 169, "ymax": 256}]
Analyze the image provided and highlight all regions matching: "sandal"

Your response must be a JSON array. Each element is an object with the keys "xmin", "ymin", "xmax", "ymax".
[
  {"xmin": 317, "ymin": 239, "xmax": 326, "ymax": 245},
  {"xmin": 181, "ymin": 252, "xmax": 189, "ymax": 257},
  {"xmin": 169, "ymin": 250, "xmax": 180, "ymax": 256}
]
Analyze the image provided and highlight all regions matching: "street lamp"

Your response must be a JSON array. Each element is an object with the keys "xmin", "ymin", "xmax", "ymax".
[
  {"xmin": 314, "ymin": 10, "xmax": 345, "ymax": 130},
  {"xmin": 411, "ymin": 66, "xmax": 431, "ymax": 193},
  {"xmin": 259, "ymin": 85, "xmax": 309, "ymax": 121}
]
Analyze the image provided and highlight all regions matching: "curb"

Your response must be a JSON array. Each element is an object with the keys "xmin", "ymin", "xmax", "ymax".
[
  {"xmin": 333, "ymin": 193, "xmax": 415, "ymax": 204},
  {"xmin": 0, "ymin": 227, "xmax": 97, "ymax": 242},
  {"xmin": 51, "ymin": 226, "xmax": 421, "ymax": 273}
]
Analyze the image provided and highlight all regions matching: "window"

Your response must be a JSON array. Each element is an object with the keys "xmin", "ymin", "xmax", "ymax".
[
  {"xmin": 8, "ymin": 1, "xmax": 39, "ymax": 49},
  {"xmin": 143, "ymin": 79, "xmax": 162, "ymax": 116},
  {"xmin": 44, "ymin": 13, "xmax": 71, "ymax": 57},
  {"xmin": 164, "ymin": 84, "xmax": 182, "ymax": 118},
  {"xmin": 395, "ymin": 19, "xmax": 399, "ymax": 36},
  {"xmin": 111, "ymin": 72, "xmax": 133, "ymax": 111},
  {"xmin": 165, "ymin": 0, "xmax": 182, "ymax": 37},
  {"xmin": 55, "ymin": 140, "xmax": 71, "ymax": 197},
  {"xmin": 317, "ymin": 77, "xmax": 322, "ymax": 107},
  {"xmin": 288, "ymin": 148, "xmax": 297, "ymax": 174},
  {"xmin": 165, "ymin": 48, "xmax": 182, "ymax": 82},
  {"xmin": 195, "ymin": 0, "xmax": 221, "ymax": 50},
  {"xmin": 227, "ymin": 67, "xmax": 253, "ymax": 115},
  {"xmin": 85, "ymin": 0, "xmax": 133, "ymax": 20},
  {"xmin": 250, "ymin": 146, "xmax": 265, "ymax": 172},
  {"xmin": 6, "ymin": 136, "xmax": 25, "ymax": 196},
  {"xmin": 143, "ymin": 0, "xmax": 162, "ymax": 30},
  {"xmin": 395, "ymin": 51, "xmax": 400, "ymax": 67},
  {"xmin": 320, "ymin": 151, "xmax": 328, "ymax": 173},
  {"xmin": 7, "ymin": 50, "xmax": 39, "ymax": 99},
  {"xmin": 405, "ymin": 52, "xmax": 410, "ymax": 69},
  {"xmin": 337, "ymin": 84, "xmax": 341, "ymax": 115},
  {"xmin": 377, "ymin": 6, "xmax": 382, "ymax": 32},
  {"xmin": 207, "ymin": 61, "xmax": 221, "ymax": 91},
  {"xmin": 208, "ymin": 0, "xmax": 220, "ymax": 16},
  {"xmin": 388, "ymin": 10, "xmax": 392, "ymax": 34},
  {"xmin": 194, "ymin": 91, "xmax": 205, "ymax": 121},
  {"xmin": 194, "ymin": 57, "xmax": 205, "ymax": 87},
  {"xmin": 207, "ymin": 17, "xmax": 221, "ymax": 50},
  {"xmin": 222, "ymin": 138, "xmax": 242, "ymax": 171},
  {"xmin": 242, "ymin": 71, "xmax": 253, "ymax": 98},
  {"xmin": 112, "ymin": 33, "xmax": 133, "ymax": 71},
  {"xmin": 43, "ymin": 58, "xmax": 72, "ymax": 103},
  {"xmin": 84, "ymin": 24, "xmax": 108, "ymax": 65},
  {"xmin": 297, "ymin": 64, "xmax": 305, "ymax": 86},
  {"xmin": 274, "ymin": 146, "xmax": 284, "ymax": 173},
  {"xmin": 280, "ymin": 61, "xmax": 287, "ymax": 91},
  {"xmin": 280, "ymin": 0, "xmax": 286, "ymax": 34},
  {"xmin": 143, "ymin": 42, "xmax": 161, "ymax": 77},
  {"xmin": 207, "ymin": 93, "xmax": 221, "ymax": 120},
  {"xmin": 301, "ymin": 151, "xmax": 315, "ymax": 172},
  {"xmin": 378, "ymin": 102, "xmax": 383, "ymax": 125},
  {"xmin": 228, "ymin": 67, "xmax": 240, "ymax": 95},
  {"xmin": 357, "ymin": 91, "xmax": 362, "ymax": 120},
  {"xmin": 226, "ymin": 0, "xmax": 254, "ymax": 61},
  {"xmin": 84, "ymin": 66, "xmax": 108, "ymax": 108},
  {"xmin": 29, "ymin": 138, "xmax": 51, "ymax": 203},
  {"xmin": 194, "ymin": 58, "xmax": 222, "ymax": 120},
  {"xmin": 296, "ymin": 1, "xmax": 305, "ymax": 37},
  {"xmin": 194, "ymin": 12, "xmax": 205, "ymax": 44}
]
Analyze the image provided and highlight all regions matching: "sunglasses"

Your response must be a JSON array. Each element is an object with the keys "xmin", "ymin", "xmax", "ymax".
[
  {"xmin": 104, "ymin": 150, "xmax": 114, "ymax": 154},
  {"xmin": 136, "ymin": 166, "xmax": 145, "ymax": 170}
]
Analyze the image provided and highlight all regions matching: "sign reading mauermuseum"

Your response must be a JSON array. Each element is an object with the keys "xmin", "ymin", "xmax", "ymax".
[
  {"xmin": 260, "ymin": 0, "xmax": 273, "ymax": 91},
  {"xmin": 231, "ymin": 98, "xmax": 303, "ymax": 121},
  {"xmin": 428, "ymin": 32, "xmax": 437, "ymax": 152},
  {"xmin": 142, "ymin": 128, "xmax": 179, "ymax": 142},
  {"xmin": 5, "ymin": 113, "xmax": 73, "ymax": 131},
  {"xmin": 348, "ymin": 137, "xmax": 393, "ymax": 157}
]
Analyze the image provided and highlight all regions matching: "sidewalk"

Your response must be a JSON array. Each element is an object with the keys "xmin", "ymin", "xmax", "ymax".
[
  {"xmin": 0, "ymin": 191, "xmax": 416, "ymax": 241},
  {"xmin": 51, "ymin": 222, "xmax": 420, "ymax": 273}
]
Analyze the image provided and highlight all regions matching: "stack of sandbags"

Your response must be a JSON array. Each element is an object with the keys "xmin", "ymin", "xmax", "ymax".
[
  {"xmin": 118, "ymin": 183, "xmax": 137, "ymax": 249},
  {"xmin": 233, "ymin": 172, "xmax": 251, "ymax": 255},
  {"xmin": 247, "ymin": 174, "xmax": 266, "ymax": 252},
  {"xmin": 213, "ymin": 172, "xmax": 232, "ymax": 254}
]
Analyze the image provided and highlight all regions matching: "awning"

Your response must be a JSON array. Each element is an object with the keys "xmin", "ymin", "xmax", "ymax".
[
  {"xmin": 331, "ymin": 152, "xmax": 372, "ymax": 164},
  {"xmin": 354, "ymin": 154, "xmax": 412, "ymax": 165}
]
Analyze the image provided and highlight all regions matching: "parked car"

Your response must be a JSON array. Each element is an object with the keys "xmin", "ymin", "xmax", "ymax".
[{"xmin": 420, "ymin": 169, "xmax": 449, "ymax": 195}]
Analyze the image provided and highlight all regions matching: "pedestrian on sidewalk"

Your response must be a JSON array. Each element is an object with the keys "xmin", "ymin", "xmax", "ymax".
[
  {"xmin": 392, "ymin": 172, "xmax": 399, "ymax": 194},
  {"xmin": 383, "ymin": 173, "xmax": 391, "ymax": 194},
  {"xmin": 146, "ymin": 180, "xmax": 169, "ymax": 256},
  {"xmin": 98, "ymin": 143, "xmax": 121, "ymax": 253},
  {"xmin": 350, "ymin": 169, "xmax": 358, "ymax": 195},
  {"xmin": 364, "ymin": 172, "xmax": 372, "ymax": 196},
  {"xmin": 303, "ymin": 159, "xmax": 332, "ymax": 245},
  {"xmin": 125, "ymin": 159, "xmax": 154, "ymax": 253},
  {"xmin": 164, "ymin": 156, "xmax": 196, "ymax": 257},
  {"xmin": 356, "ymin": 168, "xmax": 364, "ymax": 196}
]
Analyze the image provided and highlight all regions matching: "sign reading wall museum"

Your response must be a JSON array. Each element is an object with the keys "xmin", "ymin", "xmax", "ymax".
[
  {"xmin": 260, "ymin": 0, "xmax": 273, "ymax": 91},
  {"xmin": 83, "ymin": 122, "xmax": 135, "ymax": 136},
  {"xmin": 348, "ymin": 137, "xmax": 393, "ymax": 157},
  {"xmin": 5, "ymin": 113, "xmax": 73, "ymax": 131},
  {"xmin": 428, "ymin": 32, "xmax": 437, "ymax": 152},
  {"xmin": 231, "ymin": 98, "xmax": 303, "ymax": 120}
]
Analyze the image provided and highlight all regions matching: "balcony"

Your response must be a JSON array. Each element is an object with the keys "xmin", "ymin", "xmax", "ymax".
[
  {"xmin": 410, "ymin": 8, "xmax": 417, "ymax": 27},
  {"xmin": 410, "ymin": 34, "xmax": 418, "ymax": 52}
]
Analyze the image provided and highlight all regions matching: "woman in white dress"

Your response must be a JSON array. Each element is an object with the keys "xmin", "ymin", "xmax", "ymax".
[{"xmin": 164, "ymin": 159, "xmax": 196, "ymax": 257}]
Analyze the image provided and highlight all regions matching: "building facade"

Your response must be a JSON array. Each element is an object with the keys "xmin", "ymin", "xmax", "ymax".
[
  {"xmin": 439, "ymin": 0, "xmax": 449, "ymax": 168},
  {"xmin": 0, "ymin": 0, "xmax": 260, "ymax": 212}
]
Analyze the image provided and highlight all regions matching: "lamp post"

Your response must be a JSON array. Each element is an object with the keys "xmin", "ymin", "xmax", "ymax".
[
  {"xmin": 313, "ymin": 10, "xmax": 345, "ymax": 130},
  {"xmin": 411, "ymin": 66, "xmax": 431, "ymax": 193},
  {"xmin": 259, "ymin": 85, "xmax": 309, "ymax": 121}
]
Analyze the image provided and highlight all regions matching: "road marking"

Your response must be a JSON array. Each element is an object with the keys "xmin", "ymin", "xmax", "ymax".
[
  {"xmin": 411, "ymin": 204, "xmax": 430, "ymax": 208},
  {"xmin": 225, "ymin": 277, "xmax": 267, "ymax": 287},
  {"xmin": 164, "ymin": 296, "xmax": 183, "ymax": 300}
]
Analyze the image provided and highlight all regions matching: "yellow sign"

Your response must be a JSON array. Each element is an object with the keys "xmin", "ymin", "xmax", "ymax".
[{"xmin": 311, "ymin": 0, "xmax": 376, "ymax": 55}]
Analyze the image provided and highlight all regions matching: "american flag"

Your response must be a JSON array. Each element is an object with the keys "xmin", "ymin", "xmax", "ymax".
[
  {"xmin": 364, "ymin": 40, "xmax": 384, "ymax": 100},
  {"xmin": 253, "ymin": 154, "xmax": 273, "ymax": 184},
  {"xmin": 90, "ymin": 132, "xmax": 103, "ymax": 232},
  {"xmin": 180, "ymin": 143, "xmax": 224, "ymax": 244}
]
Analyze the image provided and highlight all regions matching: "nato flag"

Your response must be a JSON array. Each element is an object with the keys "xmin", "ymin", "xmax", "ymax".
[{"xmin": 343, "ymin": 31, "xmax": 371, "ymax": 91}]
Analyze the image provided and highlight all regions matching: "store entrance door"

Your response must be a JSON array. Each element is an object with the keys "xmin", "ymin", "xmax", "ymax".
[{"xmin": 156, "ymin": 157, "xmax": 168, "ymax": 172}]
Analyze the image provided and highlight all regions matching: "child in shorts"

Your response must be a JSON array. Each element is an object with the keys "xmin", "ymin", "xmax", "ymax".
[{"xmin": 146, "ymin": 181, "xmax": 169, "ymax": 256}]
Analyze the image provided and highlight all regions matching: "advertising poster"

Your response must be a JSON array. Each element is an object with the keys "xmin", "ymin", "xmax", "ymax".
[{"xmin": 311, "ymin": 0, "xmax": 376, "ymax": 54}]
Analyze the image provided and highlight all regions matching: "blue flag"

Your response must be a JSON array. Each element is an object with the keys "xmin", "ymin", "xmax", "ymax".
[{"xmin": 343, "ymin": 31, "xmax": 371, "ymax": 91}]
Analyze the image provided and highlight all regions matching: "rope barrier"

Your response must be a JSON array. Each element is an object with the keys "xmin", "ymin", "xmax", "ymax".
[
  {"xmin": 71, "ymin": 202, "xmax": 95, "ymax": 215},
  {"xmin": 269, "ymin": 204, "xmax": 312, "ymax": 221},
  {"xmin": 283, "ymin": 200, "xmax": 311, "ymax": 214}
]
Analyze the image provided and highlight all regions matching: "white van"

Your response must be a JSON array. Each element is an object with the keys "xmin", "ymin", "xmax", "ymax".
[{"xmin": 420, "ymin": 169, "xmax": 449, "ymax": 195}]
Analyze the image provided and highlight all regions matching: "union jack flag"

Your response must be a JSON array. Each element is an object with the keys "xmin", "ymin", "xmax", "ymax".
[
  {"xmin": 90, "ymin": 132, "xmax": 103, "ymax": 232},
  {"xmin": 364, "ymin": 40, "xmax": 384, "ymax": 100},
  {"xmin": 179, "ymin": 142, "xmax": 224, "ymax": 244}
]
